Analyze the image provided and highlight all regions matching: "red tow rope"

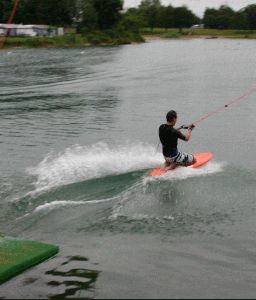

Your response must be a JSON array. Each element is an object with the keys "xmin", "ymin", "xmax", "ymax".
[
  {"xmin": 192, "ymin": 83, "xmax": 256, "ymax": 126},
  {"xmin": 0, "ymin": 0, "xmax": 21, "ymax": 49}
]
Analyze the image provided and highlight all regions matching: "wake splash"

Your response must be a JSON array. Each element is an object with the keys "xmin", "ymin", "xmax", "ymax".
[
  {"xmin": 28, "ymin": 142, "xmax": 224, "ymax": 196},
  {"xmin": 28, "ymin": 142, "xmax": 163, "ymax": 192},
  {"xmin": 144, "ymin": 161, "xmax": 225, "ymax": 183}
]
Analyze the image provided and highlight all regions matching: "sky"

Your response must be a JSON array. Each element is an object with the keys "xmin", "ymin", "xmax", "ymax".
[{"xmin": 124, "ymin": 0, "xmax": 256, "ymax": 17}]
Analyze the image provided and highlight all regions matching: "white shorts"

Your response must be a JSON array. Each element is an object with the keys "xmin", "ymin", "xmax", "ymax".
[{"xmin": 165, "ymin": 151, "xmax": 195, "ymax": 167}]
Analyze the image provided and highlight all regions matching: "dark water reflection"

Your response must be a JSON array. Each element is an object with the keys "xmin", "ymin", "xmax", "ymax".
[{"xmin": 46, "ymin": 256, "xmax": 100, "ymax": 300}]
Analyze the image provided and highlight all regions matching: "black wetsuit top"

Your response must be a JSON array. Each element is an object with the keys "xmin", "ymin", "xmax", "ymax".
[{"xmin": 159, "ymin": 124, "xmax": 186, "ymax": 157}]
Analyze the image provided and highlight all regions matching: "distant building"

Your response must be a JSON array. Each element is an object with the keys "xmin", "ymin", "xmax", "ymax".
[
  {"xmin": 0, "ymin": 24, "xmax": 64, "ymax": 37},
  {"xmin": 190, "ymin": 24, "xmax": 205, "ymax": 29}
]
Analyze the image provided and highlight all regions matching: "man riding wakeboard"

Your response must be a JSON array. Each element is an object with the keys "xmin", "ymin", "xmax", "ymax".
[{"xmin": 159, "ymin": 110, "xmax": 196, "ymax": 171}]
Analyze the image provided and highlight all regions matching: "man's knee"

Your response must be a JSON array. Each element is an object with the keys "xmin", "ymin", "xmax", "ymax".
[{"xmin": 185, "ymin": 156, "xmax": 196, "ymax": 167}]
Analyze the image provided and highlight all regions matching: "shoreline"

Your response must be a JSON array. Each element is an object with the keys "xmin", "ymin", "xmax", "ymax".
[
  {"xmin": 0, "ymin": 32, "xmax": 145, "ymax": 49},
  {"xmin": 142, "ymin": 28, "xmax": 256, "ymax": 41},
  {"xmin": 143, "ymin": 35, "xmax": 226, "ymax": 41},
  {"xmin": 1, "ymin": 30, "xmax": 256, "ymax": 49},
  {"xmin": 143, "ymin": 35, "xmax": 256, "ymax": 41},
  {"xmin": 143, "ymin": 34, "xmax": 256, "ymax": 41}
]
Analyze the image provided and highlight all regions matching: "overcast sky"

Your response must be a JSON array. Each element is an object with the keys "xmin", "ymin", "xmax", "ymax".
[{"xmin": 124, "ymin": 0, "xmax": 256, "ymax": 17}]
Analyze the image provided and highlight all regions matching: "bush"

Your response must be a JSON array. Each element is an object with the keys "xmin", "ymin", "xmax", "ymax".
[{"xmin": 2, "ymin": 30, "xmax": 144, "ymax": 48}]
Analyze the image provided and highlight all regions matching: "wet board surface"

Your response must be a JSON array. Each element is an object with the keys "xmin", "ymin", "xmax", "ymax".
[
  {"xmin": 0, "ymin": 237, "xmax": 59, "ymax": 284},
  {"xmin": 150, "ymin": 152, "xmax": 213, "ymax": 177}
]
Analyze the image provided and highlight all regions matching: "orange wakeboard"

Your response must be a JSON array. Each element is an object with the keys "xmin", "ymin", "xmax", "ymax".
[{"xmin": 150, "ymin": 152, "xmax": 213, "ymax": 177}]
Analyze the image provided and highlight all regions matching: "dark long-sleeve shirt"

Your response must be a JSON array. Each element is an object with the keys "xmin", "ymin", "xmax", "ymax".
[{"xmin": 159, "ymin": 124, "xmax": 186, "ymax": 157}]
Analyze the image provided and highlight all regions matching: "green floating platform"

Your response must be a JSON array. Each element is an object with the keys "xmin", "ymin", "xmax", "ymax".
[{"xmin": 0, "ymin": 237, "xmax": 59, "ymax": 284}]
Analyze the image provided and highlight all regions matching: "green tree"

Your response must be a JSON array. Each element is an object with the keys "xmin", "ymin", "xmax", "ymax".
[
  {"xmin": 0, "ymin": 0, "xmax": 4, "ymax": 22},
  {"xmin": 203, "ymin": 8, "xmax": 217, "ymax": 28},
  {"xmin": 0, "ymin": 0, "xmax": 15, "ymax": 23},
  {"xmin": 231, "ymin": 11, "xmax": 248, "ymax": 29},
  {"xmin": 120, "ymin": 11, "xmax": 143, "ymax": 33},
  {"xmin": 79, "ymin": 0, "xmax": 98, "ymax": 31},
  {"xmin": 217, "ymin": 5, "xmax": 235, "ymax": 29},
  {"xmin": 244, "ymin": 4, "xmax": 256, "ymax": 29},
  {"xmin": 204, "ymin": 5, "xmax": 243, "ymax": 29},
  {"xmin": 164, "ymin": 5, "xmax": 176, "ymax": 28},
  {"xmin": 139, "ymin": 0, "xmax": 161, "ymax": 30},
  {"xmin": 92, "ymin": 0, "xmax": 123, "ymax": 30},
  {"xmin": 173, "ymin": 6, "xmax": 197, "ymax": 29},
  {"xmin": 122, "ymin": 7, "xmax": 145, "ymax": 30},
  {"xmin": 1, "ymin": 0, "xmax": 76, "ymax": 26},
  {"xmin": 35, "ymin": 0, "xmax": 75, "ymax": 26},
  {"xmin": 156, "ymin": 5, "xmax": 175, "ymax": 29},
  {"xmin": 14, "ymin": 0, "xmax": 42, "ymax": 24}
]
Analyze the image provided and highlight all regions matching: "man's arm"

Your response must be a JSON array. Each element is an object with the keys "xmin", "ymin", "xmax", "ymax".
[
  {"xmin": 185, "ymin": 128, "xmax": 192, "ymax": 141},
  {"xmin": 177, "ymin": 124, "xmax": 195, "ymax": 141},
  {"xmin": 185, "ymin": 124, "xmax": 195, "ymax": 141}
]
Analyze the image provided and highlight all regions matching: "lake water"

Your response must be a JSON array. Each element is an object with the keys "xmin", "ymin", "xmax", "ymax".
[{"xmin": 0, "ymin": 39, "xmax": 256, "ymax": 299}]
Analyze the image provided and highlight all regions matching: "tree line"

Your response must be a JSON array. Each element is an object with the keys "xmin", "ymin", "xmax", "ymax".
[
  {"xmin": 203, "ymin": 5, "xmax": 256, "ymax": 30},
  {"xmin": 0, "ymin": 0, "xmax": 256, "ymax": 31},
  {"xmin": 0, "ymin": 0, "xmax": 124, "ymax": 31},
  {"xmin": 127, "ymin": 0, "xmax": 256, "ymax": 30}
]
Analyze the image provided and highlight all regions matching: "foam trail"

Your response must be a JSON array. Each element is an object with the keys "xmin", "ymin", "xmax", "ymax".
[
  {"xmin": 35, "ymin": 197, "xmax": 117, "ymax": 213},
  {"xmin": 13, "ymin": 196, "xmax": 120, "ymax": 224},
  {"xmin": 28, "ymin": 142, "xmax": 162, "ymax": 192}
]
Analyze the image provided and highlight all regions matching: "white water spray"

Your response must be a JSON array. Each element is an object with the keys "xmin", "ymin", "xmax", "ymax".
[{"xmin": 28, "ymin": 142, "xmax": 163, "ymax": 192}]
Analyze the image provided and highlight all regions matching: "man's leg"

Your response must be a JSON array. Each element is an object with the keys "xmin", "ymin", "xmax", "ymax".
[
  {"xmin": 174, "ymin": 152, "xmax": 197, "ymax": 168},
  {"xmin": 164, "ymin": 159, "xmax": 177, "ymax": 171},
  {"xmin": 165, "ymin": 163, "xmax": 177, "ymax": 171},
  {"xmin": 185, "ymin": 155, "xmax": 197, "ymax": 167}
]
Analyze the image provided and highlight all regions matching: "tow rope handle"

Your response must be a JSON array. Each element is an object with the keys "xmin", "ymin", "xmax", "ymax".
[{"xmin": 178, "ymin": 124, "xmax": 196, "ymax": 131}]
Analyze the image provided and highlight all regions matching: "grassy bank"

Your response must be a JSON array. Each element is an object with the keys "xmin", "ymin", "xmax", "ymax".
[
  {"xmin": 2, "ymin": 31, "xmax": 144, "ymax": 49},
  {"xmin": 142, "ymin": 28, "xmax": 256, "ymax": 39},
  {"xmin": 3, "ymin": 28, "xmax": 255, "ymax": 49}
]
